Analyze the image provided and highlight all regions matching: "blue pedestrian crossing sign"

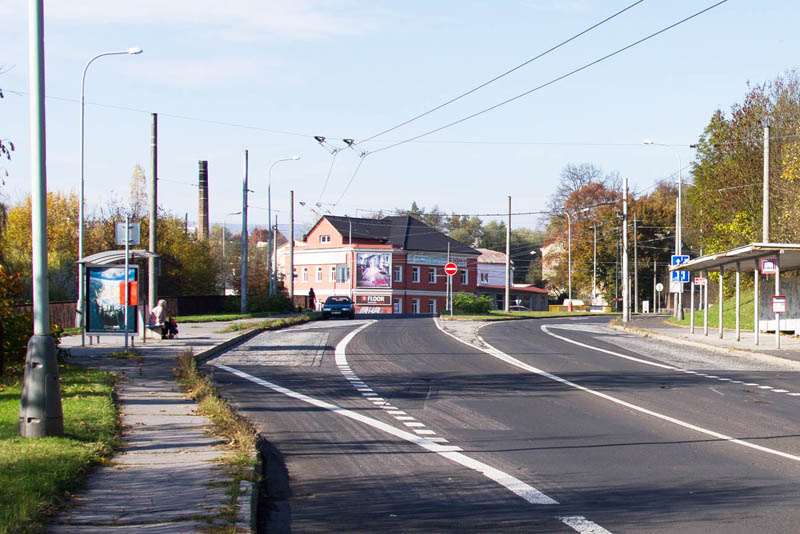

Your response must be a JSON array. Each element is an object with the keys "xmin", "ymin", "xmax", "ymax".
[{"xmin": 671, "ymin": 270, "xmax": 689, "ymax": 283}]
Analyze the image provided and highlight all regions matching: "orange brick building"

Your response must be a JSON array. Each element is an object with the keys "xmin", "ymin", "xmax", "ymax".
[{"xmin": 278, "ymin": 215, "xmax": 479, "ymax": 315}]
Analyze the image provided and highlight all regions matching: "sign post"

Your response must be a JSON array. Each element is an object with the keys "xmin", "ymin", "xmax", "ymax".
[
  {"xmin": 772, "ymin": 294, "xmax": 786, "ymax": 349},
  {"xmin": 655, "ymin": 282, "xmax": 663, "ymax": 313},
  {"xmin": 444, "ymin": 262, "xmax": 457, "ymax": 317}
]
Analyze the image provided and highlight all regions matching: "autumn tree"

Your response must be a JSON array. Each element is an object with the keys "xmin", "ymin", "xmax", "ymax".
[
  {"xmin": 0, "ymin": 192, "xmax": 79, "ymax": 301},
  {"xmin": 688, "ymin": 71, "xmax": 800, "ymax": 252}
]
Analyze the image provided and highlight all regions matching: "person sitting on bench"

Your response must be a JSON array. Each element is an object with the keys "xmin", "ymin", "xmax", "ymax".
[{"xmin": 149, "ymin": 299, "xmax": 178, "ymax": 339}]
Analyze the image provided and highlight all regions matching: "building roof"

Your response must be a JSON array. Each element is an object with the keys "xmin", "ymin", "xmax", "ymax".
[
  {"xmin": 670, "ymin": 242, "xmax": 800, "ymax": 273},
  {"xmin": 476, "ymin": 248, "xmax": 510, "ymax": 264},
  {"xmin": 319, "ymin": 215, "xmax": 478, "ymax": 255}
]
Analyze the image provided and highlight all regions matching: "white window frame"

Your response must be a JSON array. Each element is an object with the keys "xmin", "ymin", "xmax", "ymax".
[
  {"xmin": 480, "ymin": 272, "xmax": 489, "ymax": 284},
  {"xmin": 428, "ymin": 299, "xmax": 436, "ymax": 314},
  {"xmin": 460, "ymin": 270, "xmax": 468, "ymax": 285},
  {"xmin": 393, "ymin": 265, "xmax": 403, "ymax": 283},
  {"xmin": 302, "ymin": 267, "xmax": 308, "ymax": 282},
  {"xmin": 316, "ymin": 267, "xmax": 322, "ymax": 282},
  {"xmin": 393, "ymin": 298, "xmax": 401, "ymax": 314},
  {"xmin": 330, "ymin": 266, "xmax": 336, "ymax": 282},
  {"xmin": 411, "ymin": 266, "xmax": 420, "ymax": 283},
  {"xmin": 320, "ymin": 235, "xmax": 331, "ymax": 243},
  {"xmin": 411, "ymin": 298, "xmax": 420, "ymax": 314},
  {"xmin": 428, "ymin": 268, "xmax": 436, "ymax": 284}
]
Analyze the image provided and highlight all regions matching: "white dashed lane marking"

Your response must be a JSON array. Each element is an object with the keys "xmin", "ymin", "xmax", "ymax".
[{"xmin": 334, "ymin": 324, "xmax": 459, "ymax": 450}]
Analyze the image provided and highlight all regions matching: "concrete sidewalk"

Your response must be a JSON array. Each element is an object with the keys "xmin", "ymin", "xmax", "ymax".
[
  {"xmin": 47, "ymin": 319, "xmax": 265, "ymax": 534},
  {"xmin": 617, "ymin": 314, "xmax": 800, "ymax": 370}
]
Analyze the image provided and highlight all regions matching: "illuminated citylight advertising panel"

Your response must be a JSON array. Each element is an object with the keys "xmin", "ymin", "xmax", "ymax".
[{"xmin": 356, "ymin": 253, "xmax": 391, "ymax": 288}]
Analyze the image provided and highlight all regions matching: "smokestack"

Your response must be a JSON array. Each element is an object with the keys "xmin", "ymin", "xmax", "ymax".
[{"xmin": 198, "ymin": 160, "xmax": 209, "ymax": 240}]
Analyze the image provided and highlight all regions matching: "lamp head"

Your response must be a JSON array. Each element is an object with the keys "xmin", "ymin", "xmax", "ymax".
[
  {"xmin": 291, "ymin": 155, "xmax": 300, "ymax": 160},
  {"xmin": 127, "ymin": 47, "xmax": 143, "ymax": 55},
  {"xmin": 314, "ymin": 136, "xmax": 326, "ymax": 144},
  {"xmin": 642, "ymin": 139, "xmax": 654, "ymax": 145}
]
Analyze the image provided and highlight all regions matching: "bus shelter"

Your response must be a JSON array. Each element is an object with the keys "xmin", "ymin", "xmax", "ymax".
[
  {"xmin": 670, "ymin": 243, "xmax": 800, "ymax": 349},
  {"xmin": 77, "ymin": 250, "xmax": 159, "ymax": 344}
]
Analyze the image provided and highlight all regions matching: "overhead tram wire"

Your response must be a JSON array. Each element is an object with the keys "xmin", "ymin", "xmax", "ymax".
[
  {"xmin": 356, "ymin": 0, "xmax": 646, "ymax": 146},
  {"xmin": 365, "ymin": 1, "xmax": 729, "ymax": 156}
]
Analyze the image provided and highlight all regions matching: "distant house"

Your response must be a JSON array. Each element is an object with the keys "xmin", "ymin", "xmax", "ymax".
[
  {"xmin": 474, "ymin": 248, "xmax": 549, "ymax": 311},
  {"xmin": 276, "ymin": 215, "xmax": 479, "ymax": 314}
]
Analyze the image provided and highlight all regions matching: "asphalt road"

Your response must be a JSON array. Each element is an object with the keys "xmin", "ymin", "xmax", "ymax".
[{"xmin": 209, "ymin": 317, "xmax": 800, "ymax": 533}]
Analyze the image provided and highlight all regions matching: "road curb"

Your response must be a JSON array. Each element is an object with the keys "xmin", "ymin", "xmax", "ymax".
[
  {"xmin": 195, "ymin": 327, "xmax": 268, "ymax": 363},
  {"xmin": 609, "ymin": 322, "xmax": 800, "ymax": 371}
]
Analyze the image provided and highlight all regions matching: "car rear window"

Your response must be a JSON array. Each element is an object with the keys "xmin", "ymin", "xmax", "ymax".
[{"xmin": 326, "ymin": 297, "xmax": 351, "ymax": 304}]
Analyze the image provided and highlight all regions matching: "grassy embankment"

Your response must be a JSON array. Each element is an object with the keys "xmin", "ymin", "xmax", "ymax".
[
  {"xmin": 668, "ymin": 291, "xmax": 755, "ymax": 331},
  {"xmin": 0, "ymin": 364, "xmax": 118, "ymax": 534}
]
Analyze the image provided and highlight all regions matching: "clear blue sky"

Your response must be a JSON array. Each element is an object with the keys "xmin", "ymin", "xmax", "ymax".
[{"xmin": 3, "ymin": 1, "xmax": 798, "ymax": 232}]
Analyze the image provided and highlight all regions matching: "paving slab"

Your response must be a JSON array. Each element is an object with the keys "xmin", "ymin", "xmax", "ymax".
[{"xmin": 45, "ymin": 319, "xmax": 263, "ymax": 533}]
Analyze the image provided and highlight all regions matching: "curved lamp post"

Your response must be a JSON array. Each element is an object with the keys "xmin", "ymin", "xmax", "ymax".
[
  {"xmin": 268, "ymin": 156, "xmax": 300, "ymax": 295},
  {"xmin": 77, "ymin": 47, "xmax": 142, "ymax": 346}
]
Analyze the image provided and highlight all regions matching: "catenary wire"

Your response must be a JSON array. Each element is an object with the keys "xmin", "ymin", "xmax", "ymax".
[
  {"xmin": 357, "ymin": 0, "xmax": 646, "ymax": 145},
  {"xmin": 364, "ymin": 1, "xmax": 729, "ymax": 156}
]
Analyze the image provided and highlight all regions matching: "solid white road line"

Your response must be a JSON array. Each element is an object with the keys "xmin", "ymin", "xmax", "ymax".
[
  {"xmin": 214, "ymin": 363, "xmax": 554, "ymax": 504},
  {"xmin": 433, "ymin": 320, "xmax": 800, "ymax": 464}
]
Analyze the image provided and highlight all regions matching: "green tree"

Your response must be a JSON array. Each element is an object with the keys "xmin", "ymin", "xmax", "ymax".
[
  {"xmin": 446, "ymin": 214, "xmax": 483, "ymax": 246},
  {"xmin": 688, "ymin": 71, "xmax": 800, "ymax": 252}
]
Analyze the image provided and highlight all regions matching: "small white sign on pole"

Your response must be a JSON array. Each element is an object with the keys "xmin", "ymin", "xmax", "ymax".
[
  {"xmin": 115, "ymin": 222, "xmax": 141, "ymax": 246},
  {"xmin": 669, "ymin": 281, "xmax": 683, "ymax": 294},
  {"xmin": 772, "ymin": 294, "xmax": 786, "ymax": 314},
  {"xmin": 694, "ymin": 277, "xmax": 707, "ymax": 286}
]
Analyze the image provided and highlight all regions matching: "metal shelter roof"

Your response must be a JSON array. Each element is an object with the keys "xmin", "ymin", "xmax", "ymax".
[
  {"xmin": 669, "ymin": 243, "xmax": 800, "ymax": 273},
  {"xmin": 76, "ymin": 250, "xmax": 159, "ymax": 265}
]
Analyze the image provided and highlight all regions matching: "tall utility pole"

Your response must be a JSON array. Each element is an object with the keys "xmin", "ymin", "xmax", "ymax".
[
  {"xmin": 653, "ymin": 260, "xmax": 657, "ymax": 313},
  {"xmin": 622, "ymin": 176, "xmax": 629, "ymax": 322},
  {"xmin": 20, "ymin": 0, "xmax": 63, "ymax": 438},
  {"xmin": 290, "ymin": 190, "xmax": 295, "ymax": 305},
  {"xmin": 272, "ymin": 214, "xmax": 278, "ymax": 296},
  {"xmin": 504, "ymin": 196, "xmax": 511, "ymax": 312},
  {"xmin": 240, "ymin": 150, "xmax": 248, "ymax": 313},
  {"xmin": 763, "ymin": 123, "xmax": 770, "ymax": 243},
  {"xmin": 633, "ymin": 213, "xmax": 638, "ymax": 314},
  {"xmin": 592, "ymin": 223, "xmax": 597, "ymax": 305},
  {"xmin": 148, "ymin": 113, "xmax": 158, "ymax": 312}
]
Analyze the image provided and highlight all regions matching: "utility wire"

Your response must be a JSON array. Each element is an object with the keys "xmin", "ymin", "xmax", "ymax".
[
  {"xmin": 357, "ymin": 0, "xmax": 645, "ymax": 145},
  {"xmin": 366, "ymin": 1, "xmax": 728, "ymax": 156}
]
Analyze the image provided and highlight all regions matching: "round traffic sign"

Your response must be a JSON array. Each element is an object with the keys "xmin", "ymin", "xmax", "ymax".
[
  {"xmin": 444, "ymin": 262, "xmax": 458, "ymax": 276},
  {"xmin": 656, "ymin": 283, "xmax": 664, "ymax": 292}
]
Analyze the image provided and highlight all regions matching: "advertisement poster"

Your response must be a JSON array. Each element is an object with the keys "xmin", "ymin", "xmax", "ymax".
[
  {"xmin": 86, "ymin": 265, "xmax": 138, "ymax": 334},
  {"xmin": 356, "ymin": 253, "xmax": 391, "ymax": 288}
]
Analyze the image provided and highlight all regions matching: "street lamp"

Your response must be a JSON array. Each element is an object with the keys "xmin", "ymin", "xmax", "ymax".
[
  {"xmin": 268, "ymin": 156, "xmax": 300, "ymax": 295},
  {"xmin": 77, "ymin": 47, "xmax": 142, "ymax": 346},
  {"xmin": 643, "ymin": 139, "xmax": 685, "ymax": 319},
  {"xmin": 222, "ymin": 210, "xmax": 241, "ymax": 293}
]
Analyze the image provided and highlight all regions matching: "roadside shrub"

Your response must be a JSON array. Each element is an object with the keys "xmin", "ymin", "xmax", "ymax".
[
  {"xmin": 452, "ymin": 292, "xmax": 492, "ymax": 314},
  {"xmin": 247, "ymin": 293, "xmax": 294, "ymax": 314}
]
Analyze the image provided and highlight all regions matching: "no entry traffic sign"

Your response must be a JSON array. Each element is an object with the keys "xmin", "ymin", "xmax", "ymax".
[{"xmin": 444, "ymin": 262, "xmax": 458, "ymax": 276}]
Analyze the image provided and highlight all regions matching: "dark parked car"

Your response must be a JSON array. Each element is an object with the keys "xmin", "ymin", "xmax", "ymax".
[
  {"xmin": 508, "ymin": 305, "xmax": 531, "ymax": 312},
  {"xmin": 321, "ymin": 296, "xmax": 355, "ymax": 319}
]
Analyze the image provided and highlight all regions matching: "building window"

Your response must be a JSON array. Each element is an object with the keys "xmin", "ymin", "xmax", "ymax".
[
  {"xmin": 393, "ymin": 298, "xmax": 401, "ymax": 314},
  {"xmin": 480, "ymin": 272, "xmax": 489, "ymax": 284},
  {"xmin": 330, "ymin": 266, "xmax": 336, "ymax": 282},
  {"xmin": 411, "ymin": 298, "xmax": 420, "ymax": 314},
  {"xmin": 428, "ymin": 268, "xmax": 436, "ymax": 283},
  {"xmin": 302, "ymin": 268, "xmax": 308, "ymax": 282},
  {"xmin": 393, "ymin": 265, "xmax": 403, "ymax": 283},
  {"xmin": 428, "ymin": 299, "xmax": 436, "ymax": 314},
  {"xmin": 320, "ymin": 235, "xmax": 330, "ymax": 243},
  {"xmin": 411, "ymin": 266, "xmax": 420, "ymax": 283},
  {"xmin": 460, "ymin": 270, "xmax": 468, "ymax": 285},
  {"xmin": 316, "ymin": 267, "xmax": 322, "ymax": 282}
]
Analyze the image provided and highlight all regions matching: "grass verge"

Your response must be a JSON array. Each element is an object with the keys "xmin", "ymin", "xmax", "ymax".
[
  {"xmin": 668, "ymin": 291, "xmax": 755, "ymax": 331},
  {"xmin": 217, "ymin": 312, "xmax": 319, "ymax": 333},
  {"xmin": 0, "ymin": 364, "xmax": 119, "ymax": 534},
  {"xmin": 175, "ymin": 311, "xmax": 293, "ymax": 323},
  {"xmin": 175, "ymin": 350, "xmax": 257, "ymax": 533}
]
